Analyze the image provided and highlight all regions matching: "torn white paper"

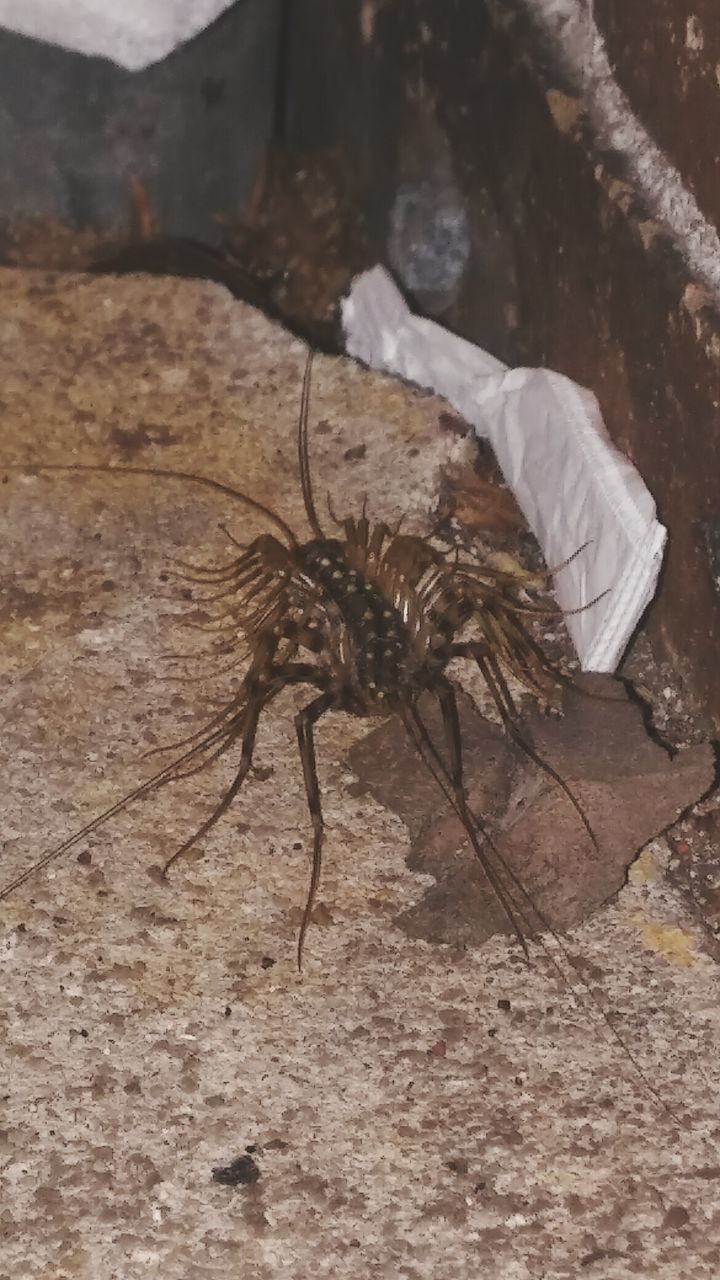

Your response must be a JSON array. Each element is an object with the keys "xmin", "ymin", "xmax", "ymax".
[
  {"xmin": 342, "ymin": 266, "xmax": 666, "ymax": 672},
  {"xmin": 0, "ymin": 0, "xmax": 236, "ymax": 71}
]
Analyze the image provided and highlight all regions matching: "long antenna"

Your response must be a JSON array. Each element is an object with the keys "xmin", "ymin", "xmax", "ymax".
[
  {"xmin": 297, "ymin": 350, "xmax": 324, "ymax": 538},
  {"xmin": 5, "ymin": 463, "xmax": 298, "ymax": 547}
]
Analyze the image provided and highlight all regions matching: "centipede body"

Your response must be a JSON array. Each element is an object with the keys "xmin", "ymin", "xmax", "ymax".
[
  {"xmin": 1, "ymin": 347, "xmax": 597, "ymax": 973},
  {"xmin": 2, "ymin": 291, "xmax": 711, "ymax": 1141},
  {"xmin": 2, "ymin": 272, "xmax": 716, "ymax": 1280}
]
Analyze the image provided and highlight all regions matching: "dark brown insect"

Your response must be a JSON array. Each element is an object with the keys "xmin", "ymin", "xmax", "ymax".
[
  {"xmin": 0, "ymin": 350, "xmax": 692, "ymax": 1123},
  {"xmin": 1, "ymin": 350, "xmax": 595, "ymax": 965}
]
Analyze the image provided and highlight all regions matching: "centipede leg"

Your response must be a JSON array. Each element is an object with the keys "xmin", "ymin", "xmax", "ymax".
[
  {"xmin": 431, "ymin": 677, "xmax": 530, "ymax": 959},
  {"xmin": 294, "ymin": 690, "xmax": 335, "ymax": 970},
  {"xmin": 452, "ymin": 641, "xmax": 597, "ymax": 848},
  {"xmin": 160, "ymin": 687, "xmax": 268, "ymax": 877}
]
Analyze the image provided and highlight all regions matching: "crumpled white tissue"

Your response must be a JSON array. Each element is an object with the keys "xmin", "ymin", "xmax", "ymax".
[
  {"xmin": 0, "ymin": 0, "xmax": 236, "ymax": 71},
  {"xmin": 342, "ymin": 266, "xmax": 666, "ymax": 672}
]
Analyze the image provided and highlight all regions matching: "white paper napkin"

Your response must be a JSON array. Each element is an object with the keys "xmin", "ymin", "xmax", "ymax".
[{"xmin": 342, "ymin": 265, "xmax": 666, "ymax": 672}]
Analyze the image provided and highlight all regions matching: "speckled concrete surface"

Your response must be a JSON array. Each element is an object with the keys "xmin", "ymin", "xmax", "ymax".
[{"xmin": 1, "ymin": 268, "xmax": 720, "ymax": 1280}]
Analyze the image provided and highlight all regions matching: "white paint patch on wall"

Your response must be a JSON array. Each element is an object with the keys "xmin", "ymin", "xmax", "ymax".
[
  {"xmin": 686, "ymin": 15, "xmax": 704, "ymax": 54},
  {"xmin": 0, "ymin": 1, "xmax": 238, "ymax": 71},
  {"xmin": 510, "ymin": 0, "xmax": 720, "ymax": 303}
]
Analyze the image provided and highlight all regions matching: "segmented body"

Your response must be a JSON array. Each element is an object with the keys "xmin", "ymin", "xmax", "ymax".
[
  {"xmin": 233, "ymin": 526, "xmax": 460, "ymax": 711},
  {"xmin": 1, "ymin": 352, "xmax": 571, "ymax": 966},
  {"xmin": 0, "ymin": 351, "xmax": 690, "ymax": 1123},
  {"xmin": 221, "ymin": 519, "xmax": 555, "ymax": 716}
]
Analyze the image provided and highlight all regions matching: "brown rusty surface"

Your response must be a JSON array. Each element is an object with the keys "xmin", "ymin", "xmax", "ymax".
[
  {"xmin": 287, "ymin": 0, "xmax": 720, "ymax": 729},
  {"xmin": 597, "ymin": 0, "xmax": 720, "ymax": 228}
]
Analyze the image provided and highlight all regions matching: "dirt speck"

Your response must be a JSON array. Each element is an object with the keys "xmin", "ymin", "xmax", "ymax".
[{"xmin": 212, "ymin": 1153, "xmax": 260, "ymax": 1187}]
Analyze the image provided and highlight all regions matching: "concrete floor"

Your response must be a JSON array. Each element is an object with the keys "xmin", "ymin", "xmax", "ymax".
[{"xmin": 1, "ymin": 268, "xmax": 719, "ymax": 1280}]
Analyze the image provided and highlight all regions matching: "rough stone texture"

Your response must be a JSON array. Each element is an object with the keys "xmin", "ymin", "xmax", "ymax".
[
  {"xmin": 497, "ymin": 682, "xmax": 714, "ymax": 929},
  {"xmin": 2, "ymin": 269, "xmax": 720, "ymax": 1279},
  {"xmin": 286, "ymin": 0, "xmax": 720, "ymax": 730},
  {"xmin": 349, "ymin": 682, "xmax": 715, "ymax": 948}
]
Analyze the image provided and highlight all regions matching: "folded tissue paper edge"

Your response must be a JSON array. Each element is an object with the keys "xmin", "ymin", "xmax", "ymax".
[{"xmin": 342, "ymin": 265, "xmax": 667, "ymax": 673}]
